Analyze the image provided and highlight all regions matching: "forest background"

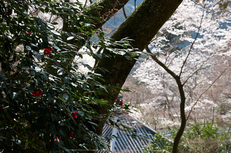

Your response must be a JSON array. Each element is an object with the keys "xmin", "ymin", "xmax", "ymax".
[{"xmin": 0, "ymin": 0, "xmax": 231, "ymax": 152}]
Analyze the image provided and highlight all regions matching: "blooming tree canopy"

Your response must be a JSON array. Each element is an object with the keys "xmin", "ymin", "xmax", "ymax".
[{"xmin": 132, "ymin": 0, "xmax": 231, "ymax": 128}]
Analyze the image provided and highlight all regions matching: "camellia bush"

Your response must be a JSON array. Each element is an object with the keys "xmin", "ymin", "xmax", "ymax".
[{"xmin": 0, "ymin": 0, "xmax": 126, "ymax": 152}]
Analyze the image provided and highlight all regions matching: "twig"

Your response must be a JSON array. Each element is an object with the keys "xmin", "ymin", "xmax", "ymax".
[
  {"xmin": 165, "ymin": 39, "xmax": 181, "ymax": 66},
  {"xmin": 134, "ymin": 0, "xmax": 136, "ymax": 10},
  {"xmin": 83, "ymin": 0, "xmax": 88, "ymax": 9},
  {"xmin": 182, "ymin": 55, "xmax": 212, "ymax": 86},
  {"xmin": 122, "ymin": 6, "xmax": 127, "ymax": 18}
]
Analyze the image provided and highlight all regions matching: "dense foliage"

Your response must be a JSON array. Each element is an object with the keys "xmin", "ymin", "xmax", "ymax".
[
  {"xmin": 145, "ymin": 124, "xmax": 231, "ymax": 153},
  {"xmin": 0, "ymin": 0, "xmax": 118, "ymax": 152}
]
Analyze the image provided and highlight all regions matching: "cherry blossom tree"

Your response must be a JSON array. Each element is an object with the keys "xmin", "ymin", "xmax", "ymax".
[{"xmin": 131, "ymin": 0, "xmax": 230, "ymax": 151}]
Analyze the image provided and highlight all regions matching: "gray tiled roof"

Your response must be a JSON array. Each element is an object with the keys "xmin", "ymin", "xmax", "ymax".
[{"xmin": 97, "ymin": 113, "xmax": 157, "ymax": 153}]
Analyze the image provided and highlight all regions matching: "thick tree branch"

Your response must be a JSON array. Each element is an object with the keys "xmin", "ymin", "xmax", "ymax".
[
  {"xmin": 63, "ymin": 0, "xmax": 130, "ymax": 38},
  {"xmin": 96, "ymin": 0, "xmax": 183, "ymax": 87},
  {"xmin": 84, "ymin": 0, "xmax": 130, "ymax": 29}
]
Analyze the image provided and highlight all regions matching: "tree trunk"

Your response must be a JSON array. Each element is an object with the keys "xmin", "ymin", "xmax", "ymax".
[
  {"xmin": 94, "ymin": 0, "xmax": 183, "ymax": 135},
  {"xmin": 172, "ymin": 78, "xmax": 186, "ymax": 153}
]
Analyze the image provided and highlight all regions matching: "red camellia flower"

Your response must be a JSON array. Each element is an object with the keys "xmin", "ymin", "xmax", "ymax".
[
  {"xmin": 92, "ymin": 118, "xmax": 96, "ymax": 121},
  {"xmin": 26, "ymin": 31, "xmax": 32, "ymax": 34},
  {"xmin": 44, "ymin": 46, "xmax": 53, "ymax": 55},
  {"xmin": 113, "ymin": 98, "xmax": 117, "ymax": 102},
  {"xmin": 32, "ymin": 89, "xmax": 43, "ymax": 96},
  {"xmin": 71, "ymin": 111, "xmax": 77, "ymax": 118},
  {"xmin": 119, "ymin": 101, "xmax": 123, "ymax": 106},
  {"xmin": 69, "ymin": 132, "xmax": 75, "ymax": 139},
  {"xmin": 23, "ymin": 148, "xmax": 28, "ymax": 153}
]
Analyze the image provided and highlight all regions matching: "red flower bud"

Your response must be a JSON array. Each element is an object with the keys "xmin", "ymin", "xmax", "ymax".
[
  {"xmin": 71, "ymin": 111, "xmax": 77, "ymax": 118},
  {"xmin": 44, "ymin": 47, "xmax": 53, "ymax": 55},
  {"xmin": 32, "ymin": 89, "xmax": 43, "ymax": 96},
  {"xmin": 119, "ymin": 101, "xmax": 123, "ymax": 106},
  {"xmin": 54, "ymin": 137, "xmax": 60, "ymax": 142},
  {"xmin": 26, "ymin": 31, "xmax": 32, "ymax": 34},
  {"xmin": 0, "ymin": 105, "xmax": 3, "ymax": 111},
  {"xmin": 69, "ymin": 132, "xmax": 75, "ymax": 139}
]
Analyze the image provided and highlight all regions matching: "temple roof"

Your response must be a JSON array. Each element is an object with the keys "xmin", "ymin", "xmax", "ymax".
[{"xmin": 97, "ymin": 113, "xmax": 157, "ymax": 153}]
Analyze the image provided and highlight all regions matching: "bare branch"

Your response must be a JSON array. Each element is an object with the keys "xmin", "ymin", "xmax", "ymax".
[
  {"xmin": 146, "ymin": 47, "xmax": 178, "ymax": 80},
  {"xmin": 179, "ymin": 5, "xmax": 205, "ymax": 77}
]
